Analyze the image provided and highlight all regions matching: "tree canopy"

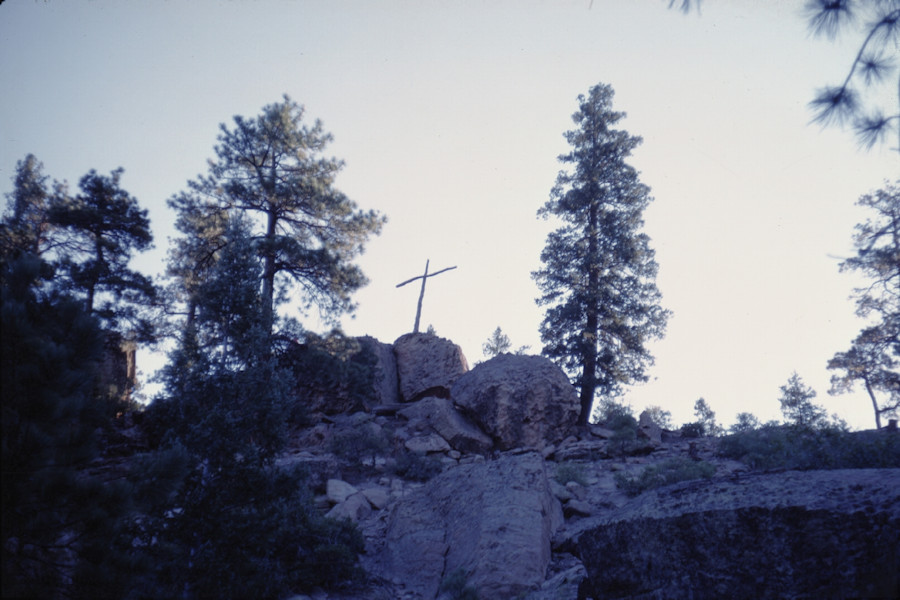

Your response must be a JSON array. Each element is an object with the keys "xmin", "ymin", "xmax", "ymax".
[
  {"xmin": 533, "ymin": 83, "xmax": 669, "ymax": 425},
  {"xmin": 828, "ymin": 180, "xmax": 900, "ymax": 428},
  {"xmin": 170, "ymin": 96, "xmax": 386, "ymax": 334},
  {"xmin": 48, "ymin": 167, "xmax": 157, "ymax": 340}
]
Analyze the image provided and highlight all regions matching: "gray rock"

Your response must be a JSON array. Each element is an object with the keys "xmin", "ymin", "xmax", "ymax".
[
  {"xmin": 524, "ymin": 553, "xmax": 587, "ymax": 600},
  {"xmin": 564, "ymin": 499, "xmax": 593, "ymax": 517},
  {"xmin": 398, "ymin": 396, "xmax": 493, "ymax": 454},
  {"xmin": 326, "ymin": 479, "xmax": 358, "ymax": 504},
  {"xmin": 576, "ymin": 469, "xmax": 900, "ymax": 599},
  {"xmin": 451, "ymin": 354, "xmax": 579, "ymax": 451},
  {"xmin": 638, "ymin": 409, "xmax": 662, "ymax": 444},
  {"xmin": 325, "ymin": 492, "xmax": 372, "ymax": 522},
  {"xmin": 405, "ymin": 433, "xmax": 451, "ymax": 454},
  {"xmin": 394, "ymin": 333, "xmax": 469, "ymax": 402},
  {"xmin": 362, "ymin": 486, "xmax": 391, "ymax": 510},
  {"xmin": 376, "ymin": 453, "xmax": 563, "ymax": 599},
  {"xmin": 564, "ymin": 481, "xmax": 587, "ymax": 501}
]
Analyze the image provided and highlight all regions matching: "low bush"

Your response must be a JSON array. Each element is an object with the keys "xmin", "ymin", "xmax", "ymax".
[
  {"xmin": 615, "ymin": 457, "xmax": 716, "ymax": 497},
  {"xmin": 680, "ymin": 421, "xmax": 705, "ymax": 438},
  {"xmin": 330, "ymin": 425, "xmax": 390, "ymax": 468},
  {"xmin": 391, "ymin": 450, "xmax": 443, "ymax": 481},
  {"xmin": 718, "ymin": 425, "xmax": 900, "ymax": 470},
  {"xmin": 556, "ymin": 462, "xmax": 588, "ymax": 486}
]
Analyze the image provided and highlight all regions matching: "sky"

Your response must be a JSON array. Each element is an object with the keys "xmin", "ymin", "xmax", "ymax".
[{"xmin": 1, "ymin": 0, "xmax": 897, "ymax": 430}]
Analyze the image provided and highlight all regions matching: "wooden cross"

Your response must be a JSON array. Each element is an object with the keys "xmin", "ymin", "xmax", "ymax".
[{"xmin": 396, "ymin": 259, "xmax": 457, "ymax": 333}]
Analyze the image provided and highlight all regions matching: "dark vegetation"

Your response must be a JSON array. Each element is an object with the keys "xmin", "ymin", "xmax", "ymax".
[
  {"xmin": 1, "ymin": 99, "xmax": 382, "ymax": 599},
  {"xmin": 719, "ymin": 425, "xmax": 900, "ymax": 471}
]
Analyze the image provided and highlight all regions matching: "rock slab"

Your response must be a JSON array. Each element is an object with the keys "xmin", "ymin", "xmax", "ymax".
[
  {"xmin": 393, "ymin": 333, "xmax": 469, "ymax": 403},
  {"xmin": 451, "ymin": 354, "xmax": 579, "ymax": 450},
  {"xmin": 378, "ymin": 452, "xmax": 563, "ymax": 599},
  {"xmin": 575, "ymin": 468, "xmax": 900, "ymax": 599}
]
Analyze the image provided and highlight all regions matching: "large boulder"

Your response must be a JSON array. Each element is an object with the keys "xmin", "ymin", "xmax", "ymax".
[
  {"xmin": 451, "ymin": 354, "xmax": 579, "ymax": 450},
  {"xmin": 575, "ymin": 468, "xmax": 900, "ymax": 599},
  {"xmin": 393, "ymin": 333, "xmax": 469, "ymax": 402},
  {"xmin": 376, "ymin": 452, "xmax": 563, "ymax": 599},
  {"xmin": 398, "ymin": 396, "xmax": 493, "ymax": 454},
  {"xmin": 357, "ymin": 335, "xmax": 400, "ymax": 405}
]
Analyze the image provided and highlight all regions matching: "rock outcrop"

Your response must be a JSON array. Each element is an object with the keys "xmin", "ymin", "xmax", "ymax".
[
  {"xmin": 393, "ymin": 333, "xmax": 469, "ymax": 402},
  {"xmin": 451, "ymin": 354, "xmax": 579, "ymax": 450},
  {"xmin": 375, "ymin": 452, "xmax": 563, "ymax": 599},
  {"xmin": 574, "ymin": 468, "xmax": 900, "ymax": 599},
  {"xmin": 398, "ymin": 396, "xmax": 493, "ymax": 454}
]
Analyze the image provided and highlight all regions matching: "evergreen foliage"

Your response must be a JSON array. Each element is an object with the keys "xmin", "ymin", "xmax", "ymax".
[
  {"xmin": 169, "ymin": 96, "xmax": 386, "ymax": 333},
  {"xmin": 689, "ymin": 397, "xmax": 722, "ymax": 437},
  {"xmin": 828, "ymin": 181, "xmax": 900, "ymax": 429},
  {"xmin": 730, "ymin": 411, "xmax": 762, "ymax": 434},
  {"xmin": 0, "ymin": 154, "xmax": 53, "ymax": 258},
  {"xmin": 719, "ymin": 424, "xmax": 900, "ymax": 470},
  {"xmin": 779, "ymin": 372, "xmax": 827, "ymax": 429},
  {"xmin": 804, "ymin": 0, "xmax": 900, "ymax": 152},
  {"xmin": 47, "ymin": 167, "xmax": 157, "ymax": 341},
  {"xmin": 143, "ymin": 199, "xmax": 366, "ymax": 597},
  {"xmin": 533, "ymin": 83, "xmax": 669, "ymax": 425},
  {"xmin": 0, "ymin": 254, "xmax": 181, "ymax": 599},
  {"xmin": 482, "ymin": 325, "xmax": 512, "ymax": 358}
]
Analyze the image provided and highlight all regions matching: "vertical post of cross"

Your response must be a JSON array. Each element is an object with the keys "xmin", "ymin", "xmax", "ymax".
[{"xmin": 396, "ymin": 259, "xmax": 458, "ymax": 334}]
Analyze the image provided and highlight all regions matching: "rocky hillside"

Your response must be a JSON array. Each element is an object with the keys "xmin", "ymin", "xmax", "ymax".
[{"xmin": 260, "ymin": 333, "xmax": 899, "ymax": 600}]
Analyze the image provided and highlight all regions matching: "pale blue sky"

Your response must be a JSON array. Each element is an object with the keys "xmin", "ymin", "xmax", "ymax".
[{"xmin": 1, "ymin": 0, "xmax": 896, "ymax": 429}]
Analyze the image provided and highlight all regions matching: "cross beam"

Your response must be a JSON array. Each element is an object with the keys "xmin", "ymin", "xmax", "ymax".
[{"xmin": 396, "ymin": 259, "xmax": 457, "ymax": 333}]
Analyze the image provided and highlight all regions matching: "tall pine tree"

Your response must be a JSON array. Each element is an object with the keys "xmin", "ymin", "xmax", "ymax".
[
  {"xmin": 172, "ymin": 96, "xmax": 385, "ymax": 334},
  {"xmin": 533, "ymin": 83, "xmax": 669, "ymax": 425},
  {"xmin": 48, "ymin": 167, "xmax": 156, "ymax": 340}
]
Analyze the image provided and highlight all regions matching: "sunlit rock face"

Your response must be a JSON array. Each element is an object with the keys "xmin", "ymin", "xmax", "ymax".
[
  {"xmin": 451, "ymin": 353, "xmax": 579, "ymax": 451},
  {"xmin": 393, "ymin": 332, "xmax": 469, "ymax": 402},
  {"xmin": 575, "ymin": 469, "xmax": 900, "ymax": 599}
]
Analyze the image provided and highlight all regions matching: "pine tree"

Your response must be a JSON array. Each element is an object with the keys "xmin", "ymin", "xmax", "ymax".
[
  {"xmin": 533, "ymin": 83, "xmax": 670, "ymax": 425},
  {"xmin": 0, "ymin": 154, "xmax": 53, "ymax": 258},
  {"xmin": 779, "ymin": 372, "xmax": 826, "ymax": 429},
  {"xmin": 48, "ymin": 167, "xmax": 156, "ymax": 340},
  {"xmin": 173, "ymin": 96, "xmax": 386, "ymax": 333},
  {"xmin": 482, "ymin": 326, "xmax": 512, "ymax": 358},
  {"xmin": 828, "ymin": 181, "xmax": 900, "ymax": 429}
]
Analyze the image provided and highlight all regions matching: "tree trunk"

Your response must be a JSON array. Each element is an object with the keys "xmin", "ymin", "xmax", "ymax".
[
  {"xmin": 578, "ymin": 200, "xmax": 601, "ymax": 426},
  {"xmin": 261, "ymin": 206, "xmax": 277, "ymax": 334},
  {"xmin": 865, "ymin": 377, "xmax": 882, "ymax": 430}
]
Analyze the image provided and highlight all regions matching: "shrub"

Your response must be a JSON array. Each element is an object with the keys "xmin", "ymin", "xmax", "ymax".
[
  {"xmin": 391, "ymin": 450, "xmax": 443, "ymax": 481},
  {"xmin": 615, "ymin": 457, "xmax": 716, "ymax": 497},
  {"xmin": 680, "ymin": 421, "xmax": 705, "ymax": 438},
  {"xmin": 556, "ymin": 462, "xmax": 588, "ymax": 486},
  {"xmin": 718, "ymin": 425, "xmax": 900, "ymax": 470},
  {"xmin": 595, "ymin": 400, "xmax": 634, "ymax": 424},
  {"xmin": 330, "ymin": 425, "xmax": 390, "ymax": 468}
]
